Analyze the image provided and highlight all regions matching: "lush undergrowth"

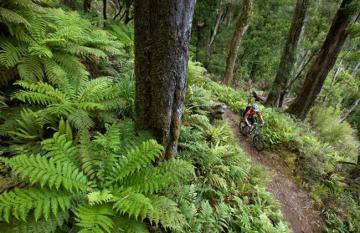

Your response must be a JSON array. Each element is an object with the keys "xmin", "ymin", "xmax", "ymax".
[
  {"xmin": 195, "ymin": 70, "xmax": 360, "ymax": 233},
  {"xmin": 0, "ymin": 2, "xmax": 290, "ymax": 232}
]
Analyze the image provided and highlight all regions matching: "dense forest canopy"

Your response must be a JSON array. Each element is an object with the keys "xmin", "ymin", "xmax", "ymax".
[{"xmin": 0, "ymin": 0, "xmax": 359, "ymax": 233}]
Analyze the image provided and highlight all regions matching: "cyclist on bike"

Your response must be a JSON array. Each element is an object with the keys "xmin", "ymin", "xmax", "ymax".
[{"xmin": 243, "ymin": 103, "xmax": 265, "ymax": 127}]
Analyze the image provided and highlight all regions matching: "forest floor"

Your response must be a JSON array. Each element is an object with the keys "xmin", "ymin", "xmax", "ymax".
[{"xmin": 225, "ymin": 109, "xmax": 324, "ymax": 233}]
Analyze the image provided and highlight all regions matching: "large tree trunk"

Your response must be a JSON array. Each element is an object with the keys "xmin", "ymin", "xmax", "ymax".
[
  {"xmin": 83, "ymin": 0, "xmax": 92, "ymax": 13},
  {"xmin": 223, "ymin": 0, "xmax": 253, "ymax": 85},
  {"xmin": 287, "ymin": 0, "xmax": 359, "ymax": 120},
  {"xmin": 134, "ymin": 0, "xmax": 195, "ymax": 159},
  {"xmin": 266, "ymin": 0, "xmax": 310, "ymax": 107}
]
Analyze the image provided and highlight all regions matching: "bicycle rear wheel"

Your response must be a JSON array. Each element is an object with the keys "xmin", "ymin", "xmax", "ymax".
[{"xmin": 253, "ymin": 134, "xmax": 265, "ymax": 151}]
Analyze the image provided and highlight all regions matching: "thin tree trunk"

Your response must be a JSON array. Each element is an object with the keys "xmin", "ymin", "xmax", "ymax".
[
  {"xmin": 339, "ymin": 98, "xmax": 360, "ymax": 123},
  {"xmin": 205, "ymin": 7, "xmax": 225, "ymax": 67},
  {"xmin": 134, "ymin": 0, "xmax": 195, "ymax": 159},
  {"xmin": 267, "ymin": 0, "xmax": 310, "ymax": 107},
  {"xmin": 103, "ymin": 0, "xmax": 107, "ymax": 20},
  {"xmin": 351, "ymin": 62, "xmax": 360, "ymax": 76},
  {"xmin": 123, "ymin": 0, "xmax": 133, "ymax": 24},
  {"xmin": 287, "ymin": 0, "xmax": 359, "ymax": 120},
  {"xmin": 322, "ymin": 65, "xmax": 342, "ymax": 103},
  {"xmin": 223, "ymin": 0, "xmax": 253, "ymax": 85},
  {"xmin": 83, "ymin": 0, "xmax": 92, "ymax": 13}
]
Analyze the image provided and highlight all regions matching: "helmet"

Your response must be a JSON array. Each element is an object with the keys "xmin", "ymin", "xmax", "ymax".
[{"xmin": 252, "ymin": 103, "xmax": 259, "ymax": 112}]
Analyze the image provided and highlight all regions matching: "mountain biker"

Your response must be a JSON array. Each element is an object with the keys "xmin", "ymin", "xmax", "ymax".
[{"xmin": 243, "ymin": 103, "xmax": 265, "ymax": 127}]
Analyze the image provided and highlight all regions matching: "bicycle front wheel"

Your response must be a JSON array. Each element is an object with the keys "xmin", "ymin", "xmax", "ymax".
[{"xmin": 253, "ymin": 134, "xmax": 265, "ymax": 151}]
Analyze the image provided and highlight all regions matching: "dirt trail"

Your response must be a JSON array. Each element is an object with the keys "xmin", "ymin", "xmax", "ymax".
[{"xmin": 225, "ymin": 109, "xmax": 324, "ymax": 233}]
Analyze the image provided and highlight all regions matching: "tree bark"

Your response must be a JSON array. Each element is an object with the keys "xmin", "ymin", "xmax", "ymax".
[
  {"xmin": 223, "ymin": 0, "xmax": 253, "ymax": 85},
  {"xmin": 266, "ymin": 0, "xmax": 310, "ymax": 107},
  {"xmin": 103, "ymin": 0, "xmax": 107, "ymax": 20},
  {"xmin": 134, "ymin": 0, "xmax": 195, "ymax": 159},
  {"xmin": 287, "ymin": 0, "xmax": 359, "ymax": 120},
  {"xmin": 83, "ymin": 0, "xmax": 92, "ymax": 13}
]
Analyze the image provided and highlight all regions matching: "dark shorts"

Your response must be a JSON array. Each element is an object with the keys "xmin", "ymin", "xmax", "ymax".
[{"xmin": 248, "ymin": 117, "xmax": 256, "ymax": 125}]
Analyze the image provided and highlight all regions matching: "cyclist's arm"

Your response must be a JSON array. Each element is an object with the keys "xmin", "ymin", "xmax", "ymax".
[{"xmin": 257, "ymin": 112, "xmax": 265, "ymax": 125}]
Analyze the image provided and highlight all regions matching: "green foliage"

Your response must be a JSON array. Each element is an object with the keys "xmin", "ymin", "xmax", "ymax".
[
  {"xmin": 201, "ymin": 77, "xmax": 360, "ymax": 232},
  {"xmin": 309, "ymin": 106, "xmax": 359, "ymax": 153},
  {"xmin": 0, "ymin": 122, "xmax": 194, "ymax": 232},
  {"xmin": 173, "ymin": 84, "xmax": 291, "ymax": 233},
  {"xmin": 0, "ymin": 188, "xmax": 72, "ymax": 222}
]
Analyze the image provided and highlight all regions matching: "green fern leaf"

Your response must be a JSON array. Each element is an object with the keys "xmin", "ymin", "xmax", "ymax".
[
  {"xmin": 6, "ymin": 154, "xmax": 88, "ymax": 192},
  {"xmin": 112, "ymin": 189, "xmax": 153, "ymax": 220},
  {"xmin": 75, "ymin": 205, "xmax": 114, "ymax": 233},
  {"xmin": 0, "ymin": 188, "xmax": 71, "ymax": 222},
  {"xmin": 122, "ymin": 159, "xmax": 195, "ymax": 194},
  {"xmin": 0, "ymin": 40, "xmax": 26, "ymax": 68},
  {"xmin": 88, "ymin": 190, "xmax": 114, "ymax": 206},
  {"xmin": 0, "ymin": 211, "xmax": 69, "ymax": 233},
  {"xmin": 112, "ymin": 217, "xmax": 149, "ymax": 233},
  {"xmin": 41, "ymin": 132, "xmax": 78, "ymax": 165},
  {"xmin": 111, "ymin": 140, "xmax": 163, "ymax": 184},
  {"xmin": 147, "ymin": 195, "xmax": 187, "ymax": 230},
  {"xmin": 0, "ymin": 7, "xmax": 30, "ymax": 27}
]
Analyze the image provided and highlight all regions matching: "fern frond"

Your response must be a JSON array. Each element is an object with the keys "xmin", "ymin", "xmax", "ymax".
[
  {"xmin": 0, "ymin": 188, "xmax": 72, "ymax": 222},
  {"xmin": 17, "ymin": 56, "xmax": 44, "ymax": 81},
  {"xmin": 41, "ymin": 132, "xmax": 78, "ymax": 165},
  {"xmin": 0, "ymin": 7, "xmax": 30, "ymax": 27},
  {"xmin": 0, "ymin": 211, "xmax": 69, "ymax": 233},
  {"xmin": 7, "ymin": 108, "xmax": 44, "ymax": 141},
  {"xmin": 0, "ymin": 40, "xmax": 26, "ymax": 68},
  {"xmin": 75, "ymin": 205, "xmax": 114, "ymax": 233},
  {"xmin": 67, "ymin": 109, "xmax": 94, "ymax": 130},
  {"xmin": 122, "ymin": 159, "xmax": 194, "ymax": 194},
  {"xmin": 93, "ymin": 124, "xmax": 121, "ymax": 152},
  {"xmin": 111, "ymin": 140, "xmax": 163, "ymax": 184},
  {"xmin": 15, "ymin": 81, "xmax": 69, "ymax": 102},
  {"xmin": 6, "ymin": 154, "xmax": 88, "ymax": 192},
  {"xmin": 79, "ymin": 130, "xmax": 97, "ymax": 179},
  {"xmin": 112, "ymin": 217, "xmax": 149, "ymax": 233},
  {"xmin": 88, "ymin": 190, "xmax": 114, "ymax": 206},
  {"xmin": 76, "ymin": 77, "xmax": 113, "ymax": 103},
  {"xmin": 147, "ymin": 195, "xmax": 187, "ymax": 230},
  {"xmin": 112, "ymin": 189, "xmax": 153, "ymax": 220},
  {"xmin": 63, "ymin": 43, "xmax": 107, "ymax": 58}
]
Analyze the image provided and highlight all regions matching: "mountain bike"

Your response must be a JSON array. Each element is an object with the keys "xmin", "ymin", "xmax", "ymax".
[{"xmin": 239, "ymin": 121, "xmax": 265, "ymax": 151}]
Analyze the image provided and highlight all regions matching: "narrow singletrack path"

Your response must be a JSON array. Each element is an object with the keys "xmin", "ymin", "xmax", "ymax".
[{"xmin": 225, "ymin": 108, "xmax": 324, "ymax": 233}]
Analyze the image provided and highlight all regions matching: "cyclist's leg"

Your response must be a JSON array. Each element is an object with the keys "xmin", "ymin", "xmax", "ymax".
[{"xmin": 249, "ymin": 117, "xmax": 255, "ymax": 126}]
